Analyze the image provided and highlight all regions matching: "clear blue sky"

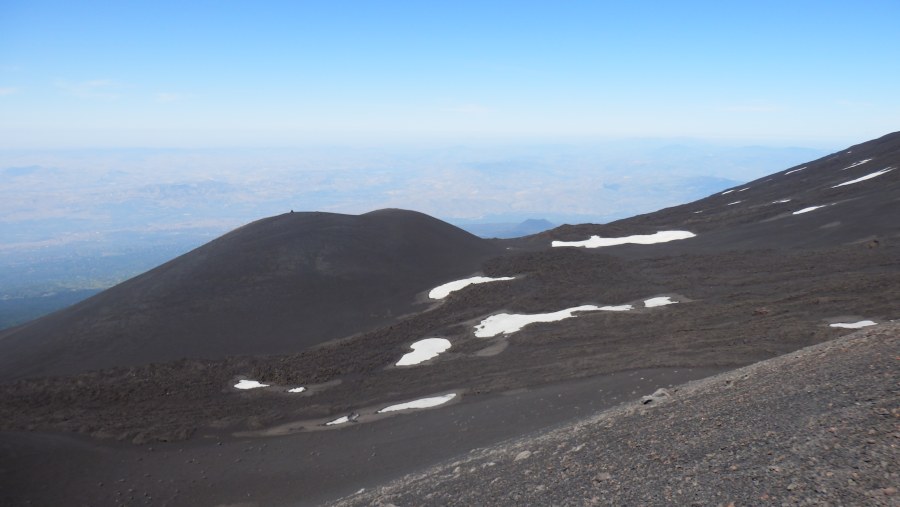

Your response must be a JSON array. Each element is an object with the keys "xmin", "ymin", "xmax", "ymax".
[{"xmin": 1, "ymin": 0, "xmax": 898, "ymax": 148}]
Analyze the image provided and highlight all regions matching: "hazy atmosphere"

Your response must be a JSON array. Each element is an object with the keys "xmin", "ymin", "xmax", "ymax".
[{"xmin": 2, "ymin": 1, "xmax": 899, "ymax": 315}]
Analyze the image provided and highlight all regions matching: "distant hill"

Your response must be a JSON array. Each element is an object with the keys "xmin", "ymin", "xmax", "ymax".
[{"xmin": 0, "ymin": 209, "xmax": 502, "ymax": 380}]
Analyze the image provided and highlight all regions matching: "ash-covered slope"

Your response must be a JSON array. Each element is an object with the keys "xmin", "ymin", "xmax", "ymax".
[
  {"xmin": 0, "ymin": 134, "xmax": 898, "ymax": 507},
  {"xmin": 0, "ymin": 209, "xmax": 502, "ymax": 380},
  {"xmin": 540, "ymin": 130, "xmax": 900, "ymax": 251},
  {"xmin": 339, "ymin": 323, "xmax": 899, "ymax": 507}
]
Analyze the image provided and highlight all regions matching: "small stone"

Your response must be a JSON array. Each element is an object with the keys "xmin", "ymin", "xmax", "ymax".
[
  {"xmin": 593, "ymin": 472, "xmax": 612, "ymax": 482},
  {"xmin": 514, "ymin": 450, "xmax": 532, "ymax": 461}
]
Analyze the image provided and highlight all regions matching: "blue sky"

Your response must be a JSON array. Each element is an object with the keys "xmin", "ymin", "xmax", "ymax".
[{"xmin": 2, "ymin": 0, "xmax": 898, "ymax": 148}]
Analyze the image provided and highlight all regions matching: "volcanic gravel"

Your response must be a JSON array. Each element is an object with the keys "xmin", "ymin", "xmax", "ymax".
[{"xmin": 337, "ymin": 323, "xmax": 900, "ymax": 507}]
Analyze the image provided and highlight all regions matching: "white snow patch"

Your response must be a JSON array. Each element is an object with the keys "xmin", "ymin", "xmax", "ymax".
[
  {"xmin": 377, "ymin": 393, "xmax": 457, "ymax": 413},
  {"xmin": 429, "ymin": 276, "xmax": 515, "ymax": 299},
  {"xmin": 599, "ymin": 304, "xmax": 633, "ymax": 312},
  {"xmin": 832, "ymin": 167, "xmax": 894, "ymax": 188},
  {"xmin": 396, "ymin": 338, "xmax": 452, "ymax": 366},
  {"xmin": 475, "ymin": 305, "xmax": 601, "ymax": 337},
  {"xmin": 737, "ymin": 187, "xmax": 749, "ymax": 192},
  {"xmin": 727, "ymin": 201, "xmax": 742, "ymax": 206},
  {"xmin": 644, "ymin": 297, "xmax": 677, "ymax": 308},
  {"xmin": 772, "ymin": 199, "xmax": 791, "ymax": 204},
  {"xmin": 288, "ymin": 387, "xmax": 306, "ymax": 393},
  {"xmin": 552, "ymin": 230, "xmax": 695, "ymax": 248},
  {"xmin": 792, "ymin": 205, "xmax": 827, "ymax": 215},
  {"xmin": 693, "ymin": 210, "xmax": 704, "ymax": 214},
  {"xmin": 785, "ymin": 166, "xmax": 806, "ymax": 175},
  {"xmin": 234, "ymin": 380, "xmax": 269, "ymax": 390},
  {"xmin": 721, "ymin": 189, "xmax": 736, "ymax": 195},
  {"xmin": 325, "ymin": 416, "xmax": 350, "ymax": 426},
  {"xmin": 830, "ymin": 320, "xmax": 877, "ymax": 329},
  {"xmin": 841, "ymin": 158, "xmax": 872, "ymax": 170}
]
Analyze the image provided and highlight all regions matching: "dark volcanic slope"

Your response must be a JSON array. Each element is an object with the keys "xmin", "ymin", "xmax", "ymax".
[
  {"xmin": 339, "ymin": 323, "xmax": 899, "ymax": 507},
  {"xmin": 0, "ymin": 209, "xmax": 502, "ymax": 380},
  {"xmin": 0, "ymin": 133, "xmax": 898, "ymax": 507},
  {"xmin": 536, "ymin": 130, "xmax": 900, "ymax": 251}
]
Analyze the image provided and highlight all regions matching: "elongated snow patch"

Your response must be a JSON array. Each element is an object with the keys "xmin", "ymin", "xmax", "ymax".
[
  {"xmin": 599, "ymin": 304, "xmax": 633, "ymax": 312},
  {"xmin": 396, "ymin": 338, "xmax": 452, "ymax": 366},
  {"xmin": 325, "ymin": 416, "xmax": 350, "ymax": 426},
  {"xmin": 377, "ymin": 393, "xmax": 457, "ymax": 413},
  {"xmin": 234, "ymin": 380, "xmax": 269, "ymax": 390},
  {"xmin": 644, "ymin": 297, "xmax": 677, "ymax": 308},
  {"xmin": 832, "ymin": 167, "xmax": 894, "ymax": 188},
  {"xmin": 841, "ymin": 159, "xmax": 872, "ymax": 170},
  {"xmin": 829, "ymin": 320, "xmax": 877, "ymax": 329},
  {"xmin": 475, "ymin": 305, "xmax": 602, "ymax": 338},
  {"xmin": 552, "ymin": 230, "xmax": 695, "ymax": 248},
  {"xmin": 288, "ymin": 387, "xmax": 306, "ymax": 393},
  {"xmin": 793, "ymin": 205, "xmax": 828, "ymax": 215},
  {"xmin": 429, "ymin": 276, "xmax": 515, "ymax": 299},
  {"xmin": 785, "ymin": 166, "xmax": 806, "ymax": 175}
]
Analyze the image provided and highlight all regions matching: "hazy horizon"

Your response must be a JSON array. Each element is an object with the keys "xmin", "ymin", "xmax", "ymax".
[{"xmin": 2, "ymin": 1, "xmax": 898, "ymax": 302}]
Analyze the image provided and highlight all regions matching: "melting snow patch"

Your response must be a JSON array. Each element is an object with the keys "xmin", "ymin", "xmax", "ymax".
[
  {"xmin": 325, "ymin": 416, "xmax": 350, "ymax": 426},
  {"xmin": 792, "ymin": 205, "xmax": 827, "ymax": 215},
  {"xmin": 552, "ymin": 230, "xmax": 695, "ymax": 248},
  {"xmin": 644, "ymin": 297, "xmax": 677, "ymax": 308},
  {"xmin": 599, "ymin": 304, "xmax": 633, "ymax": 312},
  {"xmin": 475, "ymin": 305, "xmax": 601, "ymax": 337},
  {"xmin": 832, "ymin": 167, "xmax": 894, "ymax": 188},
  {"xmin": 288, "ymin": 387, "xmax": 306, "ymax": 393},
  {"xmin": 234, "ymin": 380, "xmax": 269, "ymax": 390},
  {"xmin": 727, "ymin": 201, "xmax": 742, "ymax": 206},
  {"xmin": 737, "ymin": 187, "xmax": 749, "ymax": 192},
  {"xmin": 772, "ymin": 199, "xmax": 791, "ymax": 204},
  {"xmin": 785, "ymin": 166, "xmax": 806, "ymax": 175},
  {"xmin": 841, "ymin": 159, "xmax": 872, "ymax": 170},
  {"xmin": 474, "ymin": 303, "xmax": 644, "ymax": 337},
  {"xmin": 396, "ymin": 338, "xmax": 452, "ymax": 366},
  {"xmin": 721, "ymin": 189, "xmax": 736, "ymax": 195},
  {"xmin": 377, "ymin": 393, "xmax": 457, "ymax": 413},
  {"xmin": 830, "ymin": 320, "xmax": 877, "ymax": 329},
  {"xmin": 429, "ymin": 276, "xmax": 515, "ymax": 299}
]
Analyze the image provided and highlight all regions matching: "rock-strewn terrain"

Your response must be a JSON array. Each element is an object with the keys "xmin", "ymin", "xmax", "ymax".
[{"xmin": 338, "ymin": 323, "xmax": 899, "ymax": 507}]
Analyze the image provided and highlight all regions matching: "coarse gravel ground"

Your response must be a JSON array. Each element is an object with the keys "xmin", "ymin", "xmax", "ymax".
[{"xmin": 337, "ymin": 322, "xmax": 899, "ymax": 506}]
